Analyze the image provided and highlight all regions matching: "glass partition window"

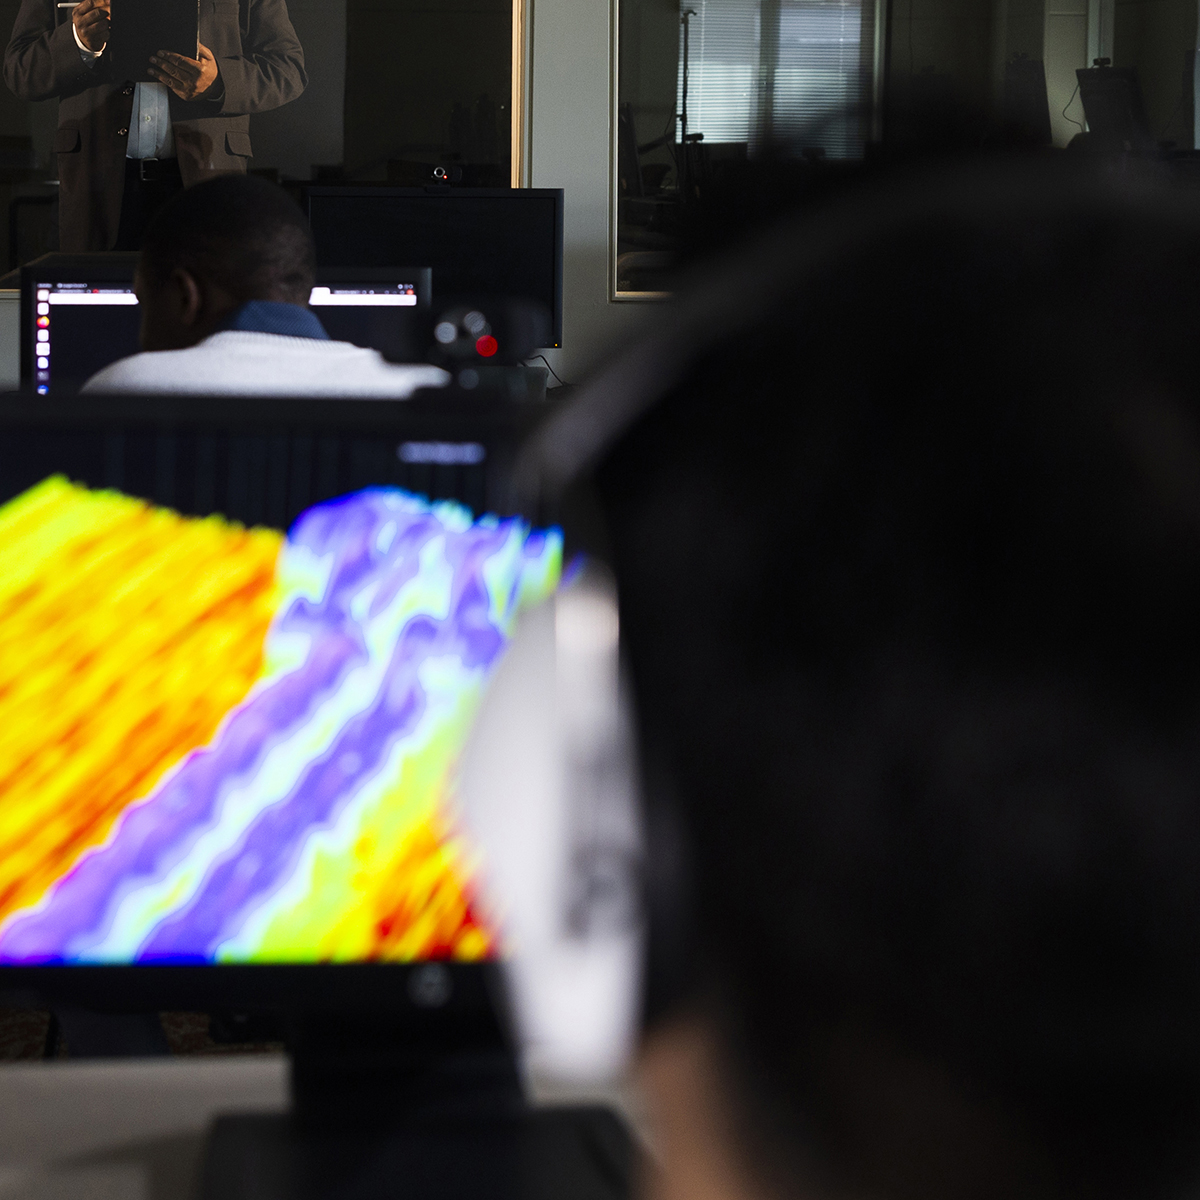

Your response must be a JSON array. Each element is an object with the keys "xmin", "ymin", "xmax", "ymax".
[
  {"xmin": 0, "ymin": 0, "xmax": 521, "ymax": 274},
  {"xmin": 617, "ymin": 0, "xmax": 881, "ymax": 297},
  {"xmin": 619, "ymin": 0, "xmax": 1200, "ymax": 299}
]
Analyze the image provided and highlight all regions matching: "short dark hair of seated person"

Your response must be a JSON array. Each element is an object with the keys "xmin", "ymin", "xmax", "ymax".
[
  {"xmin": 136, "ymin": 173, "xmax": 316, "ymax": 352},
  {"xmin": 588, "ymin": 161, "xmax": 1200, "ymax": 1200}
]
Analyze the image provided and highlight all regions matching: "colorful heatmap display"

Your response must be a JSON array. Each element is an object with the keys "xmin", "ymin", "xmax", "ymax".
[{"xmin": 0, "ymin": 476, "xmax": 562, "ymax": 965}]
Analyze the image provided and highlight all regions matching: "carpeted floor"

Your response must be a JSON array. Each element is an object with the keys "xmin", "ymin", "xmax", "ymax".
[{"xmin": 0, "ymin": 1008, "xmax": 283, "ymax": 1059}]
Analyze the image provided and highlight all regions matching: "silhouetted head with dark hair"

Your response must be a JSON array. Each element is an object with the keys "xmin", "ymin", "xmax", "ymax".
[
  {"xmin": 135, "ymin": 173, "xmax": 315, "ymax": 351},
  {"xmin": 583, "ymin": 162, "xmax": 1200, "ymax": 1200}
]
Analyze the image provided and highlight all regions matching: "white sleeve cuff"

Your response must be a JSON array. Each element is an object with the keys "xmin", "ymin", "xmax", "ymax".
[{"xmin": 72, "ymin": 21, "xmax": 105, "ymax": 61}]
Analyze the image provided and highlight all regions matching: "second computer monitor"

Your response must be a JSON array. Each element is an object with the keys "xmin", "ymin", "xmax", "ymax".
[{"xmin": 307, "ymin": 268, "xmax": 432, "ymax": 365}]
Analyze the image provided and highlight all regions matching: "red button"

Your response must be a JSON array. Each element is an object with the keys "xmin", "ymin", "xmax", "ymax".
[{"xmin": 475, "ymin": 335, "xmax": 498, "ymax": 358}]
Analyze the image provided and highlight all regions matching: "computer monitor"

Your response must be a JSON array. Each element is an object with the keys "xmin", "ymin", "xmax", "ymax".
[
  {"xmin": 305, "ymin": 188, "xmax": 565, "ymax": 348},
  {"xmin": 21, "ymin": 254, "xmax": 142, "ymax": 394},
  {"xmin": 308, "ymin": 267, "xmax": 432, "ymax": 364},
  {"xmin": 0, "ymin": 390, "xmax": 555, "ymax": 1014},
  {"xmin": 21, "ymin": 257, "xmax": 435, "ymax": 392}
]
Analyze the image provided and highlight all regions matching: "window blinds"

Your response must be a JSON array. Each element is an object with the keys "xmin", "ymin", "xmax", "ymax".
[
  {"xmin": 679, "ymin": 0, "xmax": 762, "ymax": 144},
  {"xmin": 678, "ymin": 0, "xmax": 868, "ymax": 156}
]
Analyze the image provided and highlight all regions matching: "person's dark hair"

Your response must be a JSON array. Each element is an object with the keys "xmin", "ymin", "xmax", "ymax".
[
  {"xmin": 140, "ymin": 174, "xmax": 316, "ymax": 304},
  {"xmin": 576, "ymin": 162, "xmax": 1200, "ymax": 1200}
]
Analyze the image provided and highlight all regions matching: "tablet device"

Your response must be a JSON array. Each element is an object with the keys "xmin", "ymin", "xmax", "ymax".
[{"xmin": 109, "ymin": 0, "xmax": 198, "ymax": 83}]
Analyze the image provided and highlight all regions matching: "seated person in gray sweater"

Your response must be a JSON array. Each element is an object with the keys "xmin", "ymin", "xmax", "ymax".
[{"xmin": 84, "ymin": 175, "xmax": 448, "ymax": 397}]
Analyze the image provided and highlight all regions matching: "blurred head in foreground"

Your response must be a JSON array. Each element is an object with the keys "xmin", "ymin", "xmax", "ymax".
[{"xmin": 583, "ymin": 161, "xmax": 1200, "ymax": 1200}]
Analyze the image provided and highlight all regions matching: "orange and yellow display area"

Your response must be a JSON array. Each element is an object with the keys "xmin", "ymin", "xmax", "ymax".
[{"xmin": 0, "ymin": 476, "xmax": 562, "ymax": 966}]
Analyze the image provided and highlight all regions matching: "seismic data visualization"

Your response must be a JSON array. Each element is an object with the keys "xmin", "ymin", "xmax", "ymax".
[{"xmin": 0, "ymin": 476, "xmax": 562, "ymax": 965}]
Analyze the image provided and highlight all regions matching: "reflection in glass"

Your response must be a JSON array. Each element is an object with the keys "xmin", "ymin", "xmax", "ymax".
[
  {"xmin": 617, "ymin": 0, "xmax": 880, "ymax": 296},
  {"xmin": 0, "ymin": 0, "xmax": 517, "ymax": 274},
  {"xmin": 680, "ymin": 0, "xmax": 865, "ymax": 153},
  {"xmin": 342, "ymin": 0, "xmax": 512, "ymax": 186},
  {"xmin": 254, "ymin": 0, "xmax": 515, "ymax": 187}
]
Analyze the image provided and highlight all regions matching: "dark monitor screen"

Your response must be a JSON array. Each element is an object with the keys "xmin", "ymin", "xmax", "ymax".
[
  {"xmin": 22, "ymin": 255, "xmax": 142, "ymax": 393},
  {"xmin": 305, "ymin": 188, "xmax": 564, "ymax": 347},
  {"xmin": 1075, "ymin": 66, "xmax": 1154, "ymax": 152},
  {"xmin": 33, "ymin": 284, "xmax": 141, "ymax": 392},
  {"xmin": 0, "ymin": 395, "xmax": 557, "ymax": 1001},
  {"xmin": 308, "ymin": 268, "xmax": 432, "ymax": 363},
  {"xmin": 22, "ymin": 259, "xmax": 435, "ymax": 391}
]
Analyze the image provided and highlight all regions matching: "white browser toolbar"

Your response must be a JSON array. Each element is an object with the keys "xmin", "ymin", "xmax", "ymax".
[{"xmin": 308, "ymin": 288, "xmax": 417, "ymax": 307}]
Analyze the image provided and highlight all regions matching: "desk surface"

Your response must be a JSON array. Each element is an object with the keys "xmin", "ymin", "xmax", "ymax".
[
  {"xmin": 0, "ymin": 1056, "xmax": 644, "ymax": 1200},
  {"xmin": 0, "ymin": 1055, "xmax": 288, "ymax": 1200}
]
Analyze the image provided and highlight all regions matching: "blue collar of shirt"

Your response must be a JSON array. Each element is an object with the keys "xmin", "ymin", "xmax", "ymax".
[{"xmin": 214, "ymin": 300, "xmax": 330, "ymax": 341}]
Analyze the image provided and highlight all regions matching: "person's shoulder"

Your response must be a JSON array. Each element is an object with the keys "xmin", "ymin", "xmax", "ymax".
[
  {"xmin": 326, "ymin": 345, "xmax": 451, "ymax": 395},
  {"xmin": 175, "ymin": 333, "xmax": 450, "ymax": 397},
  {"xmin": 272, "ymin": 338, "xmax": 452, "ymax": 396},
  {"xmin": 322, "ymin": 339, "xmax": 445, "ymax": 372},
  {"xmin": 82, "ymin": 347, "xmax": 205, "ymax": 393}
]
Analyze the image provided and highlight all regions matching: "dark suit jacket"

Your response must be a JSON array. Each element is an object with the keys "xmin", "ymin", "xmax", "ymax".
[{"xmin": 3, "ymin": 0, "xmax": 306, "ymax": 250}]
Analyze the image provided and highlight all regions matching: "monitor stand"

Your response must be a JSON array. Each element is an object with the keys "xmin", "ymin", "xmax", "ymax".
[{"xmin": 198, "ymin": 1007, "xmax": 635, "ymax": 1200}]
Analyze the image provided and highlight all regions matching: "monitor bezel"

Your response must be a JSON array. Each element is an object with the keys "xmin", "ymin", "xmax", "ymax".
[
  {"xmin": 0, "ymin": 962, "xmax": 503, "ymax": 1015},
  {"xmin": 0, "ymin": 388, "xmax": 544, "ymax": 440},
  {"xmin": 0, "ymin": 390, "xmax": 543, "ymax": 1014},
  {"xmin": 304, "ymin": 187, "xmax": 566, "ymax": 348}
]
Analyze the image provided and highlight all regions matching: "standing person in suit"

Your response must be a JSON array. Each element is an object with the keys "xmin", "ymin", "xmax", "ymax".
[{"xmin": 3, "ymin": 0, "xmax": 305, "ymax": 251}]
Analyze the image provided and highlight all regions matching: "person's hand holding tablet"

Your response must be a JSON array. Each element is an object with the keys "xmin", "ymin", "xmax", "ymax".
[{"xmin": 150, "ymin": 44, "xmax": 218, "ymax": 99}]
